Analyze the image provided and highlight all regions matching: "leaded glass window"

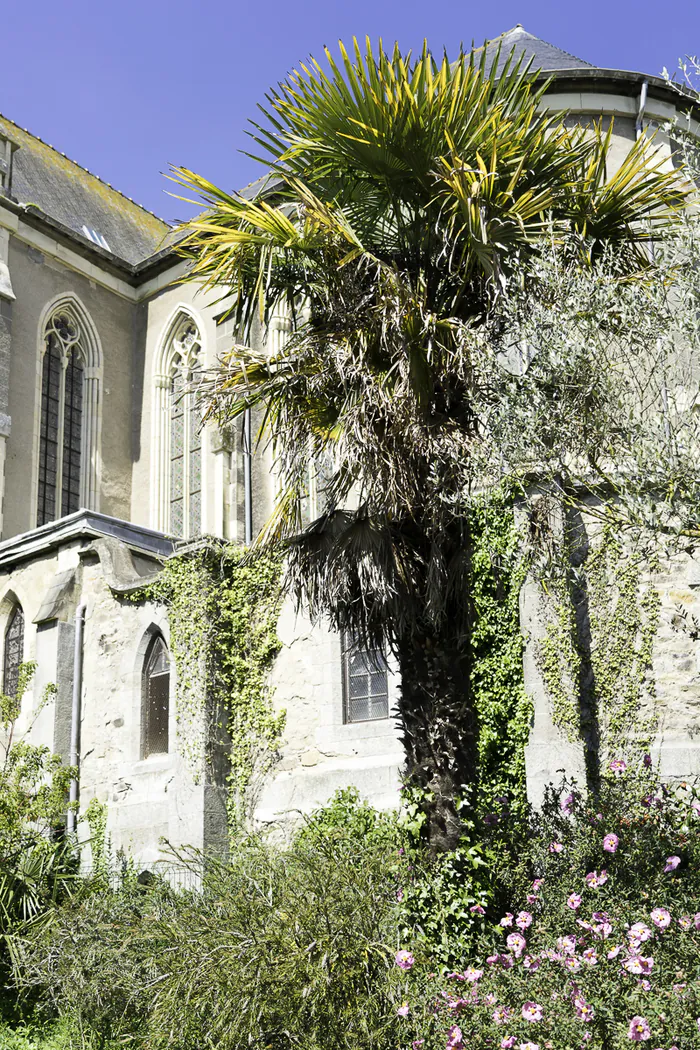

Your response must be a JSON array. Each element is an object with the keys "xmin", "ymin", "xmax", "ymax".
[
  {"xmin": 142, "ymin": 634, "xmax": 170, "ymax": 757},
  {"xmin": 3, "ymin": 604, "xmax": 24, "ymax": 700},
  {"xmin": 166, "ymin": 319, "xmax": 202, "ymax": 539},
  {"xmin": 341, "ymin": 632, "xmax": 389, "ymax": 723},
  {"xmin": 37, "ymin": 310, "xmax": 87, "ymax": 526}
]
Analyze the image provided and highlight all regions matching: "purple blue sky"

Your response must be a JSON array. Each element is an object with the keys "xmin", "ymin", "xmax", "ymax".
[{"xmin": 3, "ymin": 0, "xmax": 699, "ymax": 222}]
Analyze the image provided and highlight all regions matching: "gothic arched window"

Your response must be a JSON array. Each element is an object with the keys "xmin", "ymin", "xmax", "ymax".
[
  {"xmin": 37, "ymin": 304, "xmax": 100, "ymax": 526},
  {"xmin": 142, "ymin": 634, "xmax": 170, "ymax": 757},
  {"xmin": 152, "ymin": 314, "xmax": 202, "ymax": 539},
  {"xmin": 3, "ymin": 604, "xmax": 24, "ymax": 699}
]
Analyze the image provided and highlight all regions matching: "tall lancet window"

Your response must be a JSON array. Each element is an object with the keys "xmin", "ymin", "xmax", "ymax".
[
  {"xmin": 141, "ymin": 633, "xmax": 170, "ymax": 757},
  {"xmin": 37, "ymin": 304, "xmax": 100, "ymax": 526},
  {"xmin": 153, "ymin": 314, "xmax": 203, "ymax": 539},
  {"xmin": 3, "ymin": 604, "xmax": 24, "ymax": 700}
]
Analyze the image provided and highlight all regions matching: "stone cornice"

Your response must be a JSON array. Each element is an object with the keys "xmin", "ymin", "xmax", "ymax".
[{"xmin": 0, "ymin": 510, "xmax": 174, "ymax": 569}]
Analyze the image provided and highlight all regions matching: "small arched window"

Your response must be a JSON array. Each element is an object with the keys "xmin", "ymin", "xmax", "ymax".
[
  {"xmin": 3, "ymin": 604, "xmax": 25, "ymax": 699},
  {"xmin": 141, "ymin": 634, "xmax": 170, "ymax": 757}
]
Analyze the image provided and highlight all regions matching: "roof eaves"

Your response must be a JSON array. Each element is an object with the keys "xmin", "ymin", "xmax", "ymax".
[
  {"xmin": 0, "ymin": 509, "xmax": 174, "ymax": 570},
  {"xmin": 536, "ymin": 66, "xmax": 700, "ymax": 119}
]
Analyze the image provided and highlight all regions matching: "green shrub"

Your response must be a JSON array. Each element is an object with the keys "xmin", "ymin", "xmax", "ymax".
[
  {"xmin": 18, "ymin": 799, "xmax": 403, "ymax": 1050},
  {"xmin": 0, "ymin": 664, "xmax": 76, "ymax": 1006}
]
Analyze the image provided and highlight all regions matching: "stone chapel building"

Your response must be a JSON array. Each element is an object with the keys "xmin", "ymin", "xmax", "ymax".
[{"xmin": 1, "ymin": 27, "xmax": 699, "ymax": 867}]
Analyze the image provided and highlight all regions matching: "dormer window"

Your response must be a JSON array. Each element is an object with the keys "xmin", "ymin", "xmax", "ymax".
[
  {"xmin": 81, "ymin": 226, "xmax": 111, "ymax": 252},
  {"xmin": 0, "ymin": 132, "xmax": 18, "ymax": 195}
]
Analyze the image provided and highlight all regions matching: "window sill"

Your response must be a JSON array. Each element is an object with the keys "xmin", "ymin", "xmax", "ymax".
[{"xmin": 132, "ymin": 753, "xmax": 174, "ymax": 774}]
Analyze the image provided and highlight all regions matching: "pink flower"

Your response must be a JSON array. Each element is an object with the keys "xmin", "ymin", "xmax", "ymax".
[
  {"xmin": 516, "ymin": 911, "xmax": 533, "ymax": 930},
  {"xmin": 549, "ymin": 842, "xmax": 564, "ymax": 854},
  {"xmin": 574, "ymin": 996, "xmax": 594, "ymax": 1021},
  {"xmin": 523, "ymin": 955, "xmax": 541, "ymax": 971},
  {"xmin": 500, "ymin": 1040, "xmax": 516, "ymax": 1050},
  {"xmin": 627, "ymin": 1016, "xmax": 651, "ymax": 1041},
  {"xmin": 664, "ymin": 856, "xmax": 681, "ymax": 873},
  {"xmin": 694, "ymin": 913, "xmax": 700, "ymax": 930},
  {"xmin": 412, "ymin": 1042, "xmax": 424, "ymax": 1050},
  {"xmin": 526, "ymin": 894, "xmax": 537, "ymax": 905},
  {"xmin": 500, "ymin": 913, "xmax": 514, "ymax": 927},
  {"xmin": 532, "ymin": 879, "xmax": 544, "ymax": 891},
  {"xmin": 609, "ymin": 758, "xmax": 627, "ymax": 776},
  {"xmin": 561, "ymin": 792, "xmax": 576, "ymax": 814},
  {"xmin": 643, "ymin": 753, "xmax": 652, "ymax": 767},
  {"xmin": 563, "ymin": 956, "xmax": 581, "ymax": 972},
  {"xmin": 464, "ymin": 966, "xmax": 482, "ymax": 982},
  {"xmin": 650, "ymin": 908, "xmax": 671, "ymax": 929},
  {"xmin": 582, "ymin": 948, "xmax": 597, "ymax": 965},
  {"xmin": 567, "ymin": 893, "xmax": 582, "ymax": 910},
  {"xmin": 557, "ymin": 935, "xmax": 577, "ymax": 955},
  {"xmin": 507, "ymin": 932, "xmax": 527, "ymax": 957},
  {"xmin": 493, "ymin": 1007, "xmax": 511, "ymax": 1024},
  {"xmin": 585, "ymin": 869, "xmax": 608, "ymax": 887},
  {"xmin": 624, "ymin": 955, "xmax": 654, "ymax": 975},
  {"xmin": 470, "ymin": 904, "xmax": 485, "ymax": 916},
  {"xmin": 395, "ymin": 949, "xmax": 414, "ymax": 971},
  {"xmin": 519, "ymin": 1044, "xmax": 540, "ymax": 1050},
  {"xmin": 678, "ymin": 915, "xmax": 692, "ymax": 930},
  {"xmin": 607, "ymin": 945, "xmax": 622, "ymax": 959},
  {"xmin": 397, "ymin": 1004, "xmax": 410, "ymax": 1017},
  {"xmin": 594, "ymin": 922, "xmax": 613, "ymax": 940},
  {"xmin": 603, "ymin": 833, "xmax": 619, "ymax": 853},
  {"xmin": 628, "ymin": 923, "xmax": 652, "ymax": 948},
  {"xmin": 446, "ymin": 1026, "xmax": 463, "ymax": 1050},
  {"xmin": 521, "ymin": 1001, "xmax": 543, "ymax": 1022}
]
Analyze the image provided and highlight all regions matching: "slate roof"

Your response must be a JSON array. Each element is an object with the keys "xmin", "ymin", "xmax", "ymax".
[
  {"xmin": 0, "ymin": 113, "xmax": 171, "ymax": 266},
  {"xmin": 0, "ymin": 30, "xmax": 693, "ymax": 274},
  {"xmin": 479, "ymin": 25, "xmax": 594, "ymax": 74}
]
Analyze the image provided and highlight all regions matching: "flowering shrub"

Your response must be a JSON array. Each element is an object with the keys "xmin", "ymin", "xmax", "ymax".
[{"xmin": 396, "ymin": 761, "xmax": 700, "ymax": 1049}]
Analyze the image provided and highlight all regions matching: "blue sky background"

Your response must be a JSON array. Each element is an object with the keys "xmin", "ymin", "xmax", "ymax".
[{"xmin": 2, "ymin": 0, "xmax": 699, "ymax": 222}]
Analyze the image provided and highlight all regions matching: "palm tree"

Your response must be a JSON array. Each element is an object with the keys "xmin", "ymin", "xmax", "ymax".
[{"xmin": 173, "ymin": 40, "xmax": 686, "ymax": 851}]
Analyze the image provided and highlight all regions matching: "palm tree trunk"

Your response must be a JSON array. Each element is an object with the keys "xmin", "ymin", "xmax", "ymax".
[{"xmin": 396, "ymin": 630, "xmax": 478, "ymax": 854}]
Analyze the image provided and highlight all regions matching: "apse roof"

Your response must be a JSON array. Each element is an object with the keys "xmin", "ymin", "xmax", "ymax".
[{"xmin": 479, "ymin": 25, "xmax": 594, "ymax": 73}]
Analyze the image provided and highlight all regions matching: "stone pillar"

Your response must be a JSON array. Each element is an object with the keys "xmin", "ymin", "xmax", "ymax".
[
  {"xmin": 150, "ymin": 375, "xmax": 170, "ymax": 531},
  {"xmin": 0, "ymin": 225, "xmax": 15, "ymax": 538},
  {"xmin": 82, "ymin": 368, "xmax": 101, "ymax": 511}
]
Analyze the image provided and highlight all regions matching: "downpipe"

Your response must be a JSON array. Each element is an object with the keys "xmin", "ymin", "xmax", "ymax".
[
  {"xmin": 636, "ymin": 79, "xmax": 648, "ymax": 139},
  {"xmin": 67, "ymin": 602, "xmax": 86, "ymax": 834},
  {"xmin": 243, "ymin": 408, "xmax": 253, "ymax": 544}
]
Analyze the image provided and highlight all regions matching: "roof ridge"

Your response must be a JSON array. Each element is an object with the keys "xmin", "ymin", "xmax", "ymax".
[
  {"xmin": 497, "ymin": 25, "xmax": 594, "ymax": 69},
  {"xmin": 0, "ymin": 110, "xmax": 171, "ymax": 228}
]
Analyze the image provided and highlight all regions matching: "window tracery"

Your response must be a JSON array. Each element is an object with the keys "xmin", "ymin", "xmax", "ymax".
[
  {"xmin": 36, "ymin": 303, "xmax": 99, "ymax": 526},
  {"xmin": 153, "ymin": 314, "xmax": 203, "ymax": 539},
  {"xmin": 3, "ymin": 603, "xmax": 24, "ymax": 700}
]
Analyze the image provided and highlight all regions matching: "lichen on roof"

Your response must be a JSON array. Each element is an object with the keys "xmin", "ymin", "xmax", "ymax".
[{"xmin": 0, "ymin": 113, "xmax": 172, "ymax": 266}]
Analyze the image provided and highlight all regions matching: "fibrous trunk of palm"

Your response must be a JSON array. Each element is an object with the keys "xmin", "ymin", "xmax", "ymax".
[{"xmin": 396, "ymin": 629, "xmax": 478, "ymax": 854}]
